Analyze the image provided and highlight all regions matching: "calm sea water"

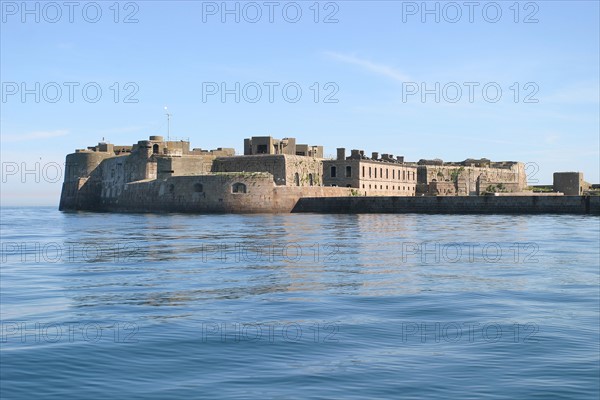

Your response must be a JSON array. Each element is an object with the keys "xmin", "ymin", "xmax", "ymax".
[{"xmin": 1, "ymin": 207, "xmax": 599, "ymax": 399}]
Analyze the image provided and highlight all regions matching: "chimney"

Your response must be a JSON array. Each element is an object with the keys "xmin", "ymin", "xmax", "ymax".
[
  {"xmin": 396, "ymin": 156, "xmax": 404, "ymax": 163},
  {"xmin": 350, "ymin": 149, "xmax": 360, "ymax": 159},
  {"xmin": 337, "ymin": 148, "xmax": 345, "ymax": 161},
  {"xmin": 371, "ymin": 152, "xmax": 379, "ymax": 160}
]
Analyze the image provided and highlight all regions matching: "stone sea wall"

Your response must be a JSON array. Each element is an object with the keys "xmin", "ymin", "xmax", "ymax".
[
  {"xmin": 292, "ymin": 195, "xmax": 600, "ymax": 215},
  {"xmin": 62, "ymin": 172, "xmax": 354, "ymax": 213}
]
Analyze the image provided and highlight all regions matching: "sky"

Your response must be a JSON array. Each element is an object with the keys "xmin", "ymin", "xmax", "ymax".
[{"xmin": 1, "ymin": 0, "xmax": 599, "ymax": 206}]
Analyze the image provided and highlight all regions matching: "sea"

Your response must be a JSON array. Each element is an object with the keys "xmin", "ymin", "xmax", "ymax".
[{"xmin": 1, "ymin": 207, "xmax": 599, "ymax": 399}]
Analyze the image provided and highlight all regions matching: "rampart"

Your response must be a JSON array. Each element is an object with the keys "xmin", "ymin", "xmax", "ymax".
[
  {"xmin": 292, "ymin": 195, "xmax": 599, "ymax": 215},
  {"xmin": 416, "ymin": 161, "xmax": 527, "ymax": 196}
]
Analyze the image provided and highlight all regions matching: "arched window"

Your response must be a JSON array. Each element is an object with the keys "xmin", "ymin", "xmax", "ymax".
[
  {"xmin": 346, "ymin": 166, "xmax": 352, "ymax": 178},
  {"xmin": 294, "ymin": 173, "xmax": 300, "ymax": 186},
  {"xmin": 309, "ymin": 174, "xmax": 314, "ymax": 186},
  {"xmin": 194, "ymin": 183, "xmax": 203, "ymax": 193},
  {"xmin": 331, "ymin": 166, "xmax": 337, "ymax": 177},
  {"xmin": 153, "ymin": 144, "xmax": 159, "ymax": 154},
  {"xmin": 232, "ymin": 182, "xmax": 247, "ymax": 193}
]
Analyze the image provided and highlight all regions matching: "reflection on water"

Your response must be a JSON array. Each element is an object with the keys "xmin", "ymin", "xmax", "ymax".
[{"xmin": 1, "ymin": 208, "xmax": 599, "ymax": 399}]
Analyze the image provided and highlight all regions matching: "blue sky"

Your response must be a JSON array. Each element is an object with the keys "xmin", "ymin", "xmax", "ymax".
[{"xmin": 1, "ymin": 0, "xmax": 599, "ymax": 205}]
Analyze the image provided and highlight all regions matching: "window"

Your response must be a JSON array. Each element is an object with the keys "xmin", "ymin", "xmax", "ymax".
[
  {"xmin": 386, "ymin": 169, "xmax": 389, "ymax": 179},
  {"xmin": 153, "ymin": 144, "xmax": 159, "ymax": 154},
  {"xmin": 346, "ymin": 166, "xmax": 352, "ymax": 178},
  {"xmin": 362, "ymin": 166, "xmax": 365, "ymax": 177},
  {"xmin": 362, "ymin": 184, "xmax": 365, "ymax": 188},
  {"xmin": 169, "ymin": 184, "xmax": 175, "ymax": 193},
  {"xmin": 375, "ymin": 168, "xmax": 377, "ymax": 178},
  {"xmin": 294, "ymin": 172, "xmax": 300, "ymax": 186},
  {"xmin": 309, "ymin": 174, "xmax": 314, "ymax": 186},
  {"xmin": 194, "ymin": 183, "xmax": 203, "ymax": 193},
  {"xmin": 257, "ymin": 144, "xmax": 268, "ymax": 154},
  {"xmin": 232, "ymin": 183, "xmax": 247, "ymax": 193},
  {"xmin": 380, "ymin": 168, "xmax": 383, "ymax": 177},
  {"xmin": 403, "ymin": 170, "xmax": 406, "ymax": 180},
  {"xmin": 393, "ymin": 170, "xmax": 395, "ymax": 179},
  {"xmin": 369, "ymin": 167, "xmax": 372, "ymax": 178},
  {"xmin": 331, "ymin": 166, "xmax": 337, "ymax": 177}
]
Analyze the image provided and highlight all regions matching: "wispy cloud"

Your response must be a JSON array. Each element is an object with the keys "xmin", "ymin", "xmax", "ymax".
[
  {"xmin": 324, "ymin": 51, "xmax": 411, "ymax": 82},
  {"xmin": 2, "ymin": 130, "xmax": 69, "ymax": 143}
]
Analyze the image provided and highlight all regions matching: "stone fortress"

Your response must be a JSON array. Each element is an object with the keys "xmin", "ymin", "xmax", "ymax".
[{"xmin": 59, "ymin": 135, "xmax": 591, "ymax": 213}]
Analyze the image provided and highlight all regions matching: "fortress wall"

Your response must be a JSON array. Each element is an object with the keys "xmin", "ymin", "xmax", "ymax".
[
  {"xmin": 212, "ymin": 155, "xmax": 288, "ymax": 185},
  {"xmin": 156, "ymin": 156, "xmax": 212, "ymax": 179},
  {"xmin": 64, "ymin": 151, "xmax": 113, "ymax": 182},
  {"xmin": 59, "ymin": 151, "xmax": 114, "ymax": 210},
  {"xmin": 100, "ymin": 173, "xmax": 276, "ymax": 213},
  {"xmin": 292, "ymin": 195, "xmax": 600, "ymax": 215},
  {"xmin": 212, "ymin": 155, "xmax": 323, "ymax": 187},
  {"xmin": 96, "ymin": 155, "xmax": 129, "ymax": 200},
  {"xmin": 88, "ymin": 173, "xmax": 353, "ymax": 213},
  {"xmin": 59, "ymin": 177, "xmax": 105, "ymax": 211},
  {"xmin": 95, "ymin": 152, "xmax": 161, "ymax": 201},
  {"xmin": 417, "ymin": 163, "xmax": 527, "ymax": 195},
  {"xmin": 284, "ymin": 156, "xmax": 323, "ymax": 187},
  {"xmin": 272, "ymin": 186, "xmax": 354, "ymax": 212}
]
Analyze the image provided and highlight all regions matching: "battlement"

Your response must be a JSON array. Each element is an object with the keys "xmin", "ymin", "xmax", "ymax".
[{"xmin": 243, "ymin": 136, "xmax": 323, "ymax": 158}]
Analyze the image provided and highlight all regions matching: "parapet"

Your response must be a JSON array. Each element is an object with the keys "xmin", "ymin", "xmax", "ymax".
[
  {"xmin": 418, "ymin": 159, "xmax": 444, "ymax": 166},
  {"xmin": 244, "ymin": 136, "xmax": 323, "ymax": 157}
]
